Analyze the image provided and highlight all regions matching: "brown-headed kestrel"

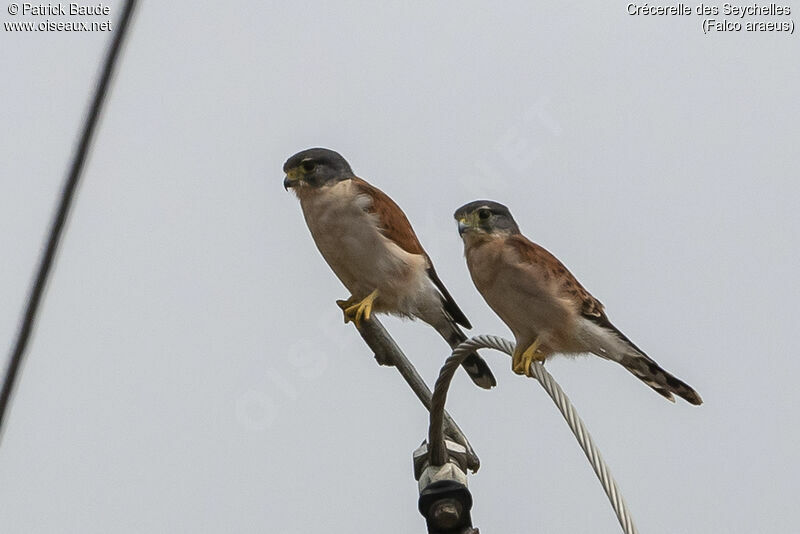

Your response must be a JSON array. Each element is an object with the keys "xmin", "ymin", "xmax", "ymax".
[
  {"xmin": 454, "ymin": 200, "xmax": 701, "ymax": 404},
  {"xmin": 283, "ymin": 148, "xmax": 496, "ymax": 389}
]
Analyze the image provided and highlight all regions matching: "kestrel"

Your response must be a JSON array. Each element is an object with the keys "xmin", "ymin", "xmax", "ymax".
[
  {"xmin": 283, "ymin": 148, "xmax": 496, "ymax": 389},
  {"xmin": 454, "ymin": 200, "xmax": 701, "ymax": 404}
]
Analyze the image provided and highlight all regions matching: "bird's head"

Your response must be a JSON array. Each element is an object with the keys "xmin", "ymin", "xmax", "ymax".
[
  {"xmin": 454, "ymin": 200, "xmax": 520, "ymax": 238},
  {"xmin": 283, "ymin": 148, "xmax": 355, "ymax": 192}
]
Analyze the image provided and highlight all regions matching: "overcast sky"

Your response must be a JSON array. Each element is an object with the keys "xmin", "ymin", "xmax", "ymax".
[{"xmin": 2, "ymin": 2, "xmax": 799, "ymax": 533}]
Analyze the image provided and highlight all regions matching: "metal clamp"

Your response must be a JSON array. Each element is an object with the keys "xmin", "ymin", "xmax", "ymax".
[{"xmin": 414, "ymin": 441, "xmax": 478, "ymax": 534}]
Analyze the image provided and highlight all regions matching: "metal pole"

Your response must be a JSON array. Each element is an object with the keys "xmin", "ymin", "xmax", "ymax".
[{"xmin": 351, "ymin": 316, "xmax": 480, "ymax": 472}]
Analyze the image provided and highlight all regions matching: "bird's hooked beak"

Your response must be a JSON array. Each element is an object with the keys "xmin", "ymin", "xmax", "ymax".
[
  {"xmin": 283, "ymin": 168, "xmax": 301, "ymax": 190},
  {"xmin": 457, "ymin": 213, "xmax": 475, "ymax": 236}
]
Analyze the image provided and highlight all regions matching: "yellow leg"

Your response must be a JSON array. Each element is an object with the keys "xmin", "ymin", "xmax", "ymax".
[
  {"xmin": 512, "ymin": 338, "xmax": 543, "ymax": 377},
  {"xmin": 337, "ymin": 290, "xmax": 379, "ymax": 328}
]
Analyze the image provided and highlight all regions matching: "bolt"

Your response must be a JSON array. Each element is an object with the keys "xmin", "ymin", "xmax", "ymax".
[{"xmin": 431, "ymin": 498, "xmax": 463, "ymax": 529}]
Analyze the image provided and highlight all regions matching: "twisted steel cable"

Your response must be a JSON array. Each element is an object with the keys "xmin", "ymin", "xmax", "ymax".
[
  {"xmin": 0, "ymin": 0, "xmax": 139, "ymax": 439},
  {"xmin": 429, "ymin": 334, "xmax": 639, "ymax": 534}
]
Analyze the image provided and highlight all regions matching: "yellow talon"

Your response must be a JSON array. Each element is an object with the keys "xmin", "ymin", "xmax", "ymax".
[
  {"xmin": 513, "ymin": 338, "xmax": 542, "ymax": 377},
  {"xmin": 336, "ymin": 296, "xmax": 357, "ymax": 316},
  {"xmin": 339, "ymin": 290, "xmax": 379, "ymax": 328}
]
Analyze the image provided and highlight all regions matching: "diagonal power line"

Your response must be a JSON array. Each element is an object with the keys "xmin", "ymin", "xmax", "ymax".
[{"xmin": 0, "ymin": 0, "xmax": 139, "ymax": 440}]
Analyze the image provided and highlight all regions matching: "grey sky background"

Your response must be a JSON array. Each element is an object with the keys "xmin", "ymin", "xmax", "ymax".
[{"xmin": 1, "ymin": 2, "xmax": 798, "ymax": 533}]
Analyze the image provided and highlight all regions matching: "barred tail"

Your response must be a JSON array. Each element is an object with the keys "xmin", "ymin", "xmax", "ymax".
[
  {"xmin": 579, "ymin": 316, "xmax": 702, "ymax": 405},
  {"xmin": 617, "ymin": 352, "xmax": 703, "ymax": 405}
]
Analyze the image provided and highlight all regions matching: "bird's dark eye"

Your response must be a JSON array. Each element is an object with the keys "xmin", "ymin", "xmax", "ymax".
[
  {"xmin": 478, "ymin": 209, "xmax": 491, "ymax": 220},
  {"xmin": 301, "ymin": 160, "xmax": 316, "ymax": 172}
]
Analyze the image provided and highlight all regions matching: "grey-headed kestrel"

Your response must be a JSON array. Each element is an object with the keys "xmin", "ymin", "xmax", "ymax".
[
  {"xmin": 283, "ymin": 148, "xmax": 496, "ymax": 389},
  {"xmin": 454, "ymin": 200, "xmax": 701, "ymax": 404}
]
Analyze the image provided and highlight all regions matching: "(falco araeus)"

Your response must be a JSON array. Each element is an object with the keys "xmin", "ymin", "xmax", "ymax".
[
  {"xmin": 454, "ymin": 200, "xmax": 701, "ymax": 404},
  {"xmin": 283, "ymin": 148, "xmax": 496, "ymax": 389}
]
